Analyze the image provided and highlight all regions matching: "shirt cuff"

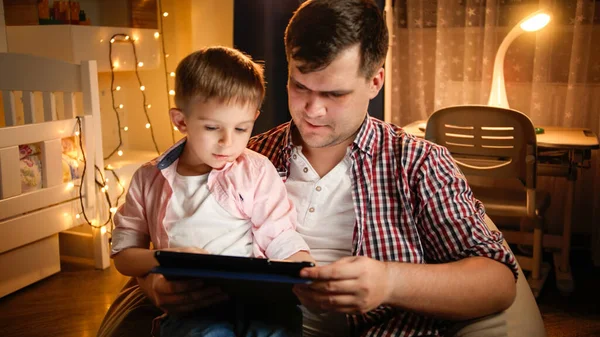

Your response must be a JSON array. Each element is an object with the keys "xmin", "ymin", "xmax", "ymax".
[{"xmin": 264, "ymin": 230, "xmax": 310, "ymax": 260}]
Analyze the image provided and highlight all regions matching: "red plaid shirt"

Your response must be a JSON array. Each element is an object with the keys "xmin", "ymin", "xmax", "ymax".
[{"xmin": 248, "ymin": 115, "xmax": 518, "ymax": 337}]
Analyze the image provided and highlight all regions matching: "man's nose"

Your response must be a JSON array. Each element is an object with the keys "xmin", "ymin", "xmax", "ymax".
[{"xmin": 304, "ymin": 94, "xmax": 326, "ymax": 118}]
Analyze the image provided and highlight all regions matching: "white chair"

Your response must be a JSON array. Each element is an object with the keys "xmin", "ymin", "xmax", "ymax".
[{"xmin": 425, "ymin": 105, "xmax": 551, "ymax": 298}]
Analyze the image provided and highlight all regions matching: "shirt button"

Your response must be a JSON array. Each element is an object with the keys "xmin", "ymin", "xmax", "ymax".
[
  {"xmin": 303, "ymin": 167, "xmax": 308, "ymax": 173},
  {"xmin": 316, "ymin": 186, "xmax": 322, "ymax": 191},
  {"xmin": 308, "ymin": 207, "xmax": 315, "ymax": 213},
  {"xmin": 293, "ymin": 154, "xmax": 297, "ymax": 160}
]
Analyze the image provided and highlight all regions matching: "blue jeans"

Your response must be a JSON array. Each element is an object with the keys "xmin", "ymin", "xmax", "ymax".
[{"xmin": 159, "ymin": 301, "xmax": 301, "ymax": 337}]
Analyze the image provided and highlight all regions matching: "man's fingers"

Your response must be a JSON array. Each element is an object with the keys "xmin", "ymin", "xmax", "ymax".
[
  {"xmin": 293, "ymin": 286, "xmax": 362, "ymax": 312},
  {"xmin": 300, "ymin": 257, "xmax": 362, "ymax": 280},
  {"xmin": 307, "ymin": 279, "xmax": 358, "ymax": 294}
]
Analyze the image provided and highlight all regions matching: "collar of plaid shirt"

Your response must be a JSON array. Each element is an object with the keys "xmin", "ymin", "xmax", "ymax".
[{"xmin": 247, "ymin": 115, "xmax": 517, "ymax": 337}]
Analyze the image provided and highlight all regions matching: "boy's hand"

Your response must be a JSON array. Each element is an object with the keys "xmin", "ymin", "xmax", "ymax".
[{"xmin": 137, "ymin": 273, "xmax": 228, "ymax": 315}]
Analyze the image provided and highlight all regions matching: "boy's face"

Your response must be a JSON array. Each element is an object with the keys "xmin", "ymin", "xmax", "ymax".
[{"xmin": 171, "ymin": 99, "xmax": 257, "ymax": 171}]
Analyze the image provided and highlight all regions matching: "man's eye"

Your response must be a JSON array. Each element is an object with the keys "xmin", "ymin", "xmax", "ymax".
[
  {"xmin": 329, "ymin": 92, "xmax": 344, "ymax": 98},
  {"xmin": 204, "ymin": 126, "xmax": 218, "ymax": 131},
  {"xmin": 295, "ymin": 83, "xmax": 307, "ymax": 91}
]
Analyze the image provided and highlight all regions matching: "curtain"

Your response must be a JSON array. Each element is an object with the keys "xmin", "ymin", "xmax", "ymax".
[{"xmin": 389, "ymin": 0, "xmax": 600, "ymax": 262}]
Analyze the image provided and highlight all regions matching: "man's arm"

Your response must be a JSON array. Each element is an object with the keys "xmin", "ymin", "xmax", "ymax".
[{"xmin": 295, "ymin": 255, "xmax": 515, "ymax": 320}]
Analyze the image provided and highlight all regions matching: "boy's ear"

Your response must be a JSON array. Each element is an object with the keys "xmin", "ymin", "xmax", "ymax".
[
  {"xmin": 170, "ymin": 108, "xmax": 187, "ymax": 133},
  {"xmin": 254, "ymin": 110, "xmax": 261, "ymax": 120}
]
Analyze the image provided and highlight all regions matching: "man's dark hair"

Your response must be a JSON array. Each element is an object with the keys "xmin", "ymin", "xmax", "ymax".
[{"xmin": 284, "ymin": 0, "xmax": 389, "ymax": 78}]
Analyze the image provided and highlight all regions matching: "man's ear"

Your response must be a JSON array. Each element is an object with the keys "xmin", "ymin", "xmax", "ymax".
[
  {"xmin": 368, "ymin": 67, "xmax": 385, "ymax": 99},
  {"xmin": 170, "ymin": 108, "xmax": 187, "ymax": 133}
]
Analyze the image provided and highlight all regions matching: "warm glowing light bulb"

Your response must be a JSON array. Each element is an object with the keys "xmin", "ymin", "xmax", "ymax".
[
  {"xmin": 140, "ymin": 85, "xmax": 145, "ymax": 91},
  {"xmin": 170, "ymin": 72, "xmax": 175, "ymax": 77},
  {"xmin": 113, "ymin": 61, "xmax": 119, "ymax": 69},
  {"xmin": 67, "ymin": 182, "xmax": 75, "ymax": 190},
  {"xmin": 138, "ymin": 61, "xmax": 144, "ymax": 67},
  {"xmin": 174, "ymin": 126, "xmax": 178, "ymax": 131},
  {"xmin": 110, "ymin": 207, "xmax": 118, "ymax": 214},
  {"xmin": 147, "ymin": 104, "xmax": 152, "ymax": 108},
  {"xmin": 110, "ymin": 38, "xmax": 115, "ymax": 43},
  {"xmin": 124, "ymin": 126, "xmax": 129, "ymax": 131},
  {"xmin": 118, "ymin": 104, "xmax": 124, "ymax": 109},
  {"xmin": 165, "ymin": 54, "xmax": 170, "ymax": 58},
  {"xmin": 118, "ymin": 150, "xmax": 123, "ymax": 156},
  {"xmin": 101, "ymin": 187, "xmax": 106, "ymax": 193},
  {"xmin": 163, "ymin": 12, "xmax": 169, "ymax": 17},
  {"xmin": 116, "ymin": 86, "xmax": 121, "ymax": 91},
  {"xmin": 75, "ymin": 131, "xmax": 80, "ymax": 136},
  {"xmin": 75, "ymin": 214, "xmax": 81, "ymax": 219},
  {"xmin": 145, "ymin": 123, "xmax": 151, "ymax": 129},
  {"xmin": 154, "ymin": 32, "xmax": 160, "ymax": 38},
  {"xmin": 169, "ymin": 89, "xmax": 175, "ymax": 96},
  {"xmin": 100, "ymin": 39, "xmax": 104, "ymax": 43},
  {"xmin": 125, "ymin": 35, "xmax": 130, "ymax": 40},
  {"xmin": 101, "ymin": 226, "xmax": 107, "ymax": 234},
  {"xmin": 106, "ymin": 164, "xmax": 114, "ymax": 170},
  {"xmin": 520, "ymin": 13, "xmax": 551, "ymax": 32}
]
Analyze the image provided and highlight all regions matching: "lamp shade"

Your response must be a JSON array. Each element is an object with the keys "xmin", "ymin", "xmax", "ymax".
[{"xmin": 488, "ymin": 10, "xmax": 551, "ymax": 108}]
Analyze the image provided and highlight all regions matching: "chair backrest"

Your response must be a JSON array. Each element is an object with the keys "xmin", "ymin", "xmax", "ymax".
[{"xmin": 425, "ymin": 105, "xmax": 537, "ymax": 189}]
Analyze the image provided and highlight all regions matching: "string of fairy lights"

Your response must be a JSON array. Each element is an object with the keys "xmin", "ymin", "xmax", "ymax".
[
  {"xmin": 158, "ymin": 0, "xmax": 178, "ymax": 143},
  {"xmin": 74, "ymin": 3, "xmax": 178, "ymax": 231},
  {"xmin": 104, "ymin": 0, "xmax": 177, "ymax": 161}
]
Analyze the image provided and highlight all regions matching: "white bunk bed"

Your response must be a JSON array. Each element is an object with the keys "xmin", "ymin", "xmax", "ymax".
[{"xmin": 0, "ymin": 53, "xmax": 110, "ymax": 298}]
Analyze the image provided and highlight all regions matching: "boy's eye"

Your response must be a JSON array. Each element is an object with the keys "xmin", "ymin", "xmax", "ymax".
[
  {"xmin": 204, "ymin": 126, "xmax": 218, "ymax": 131},
  {"xmin": 235, "ymin": 128, "xmax": 248, "ymax": 132}
]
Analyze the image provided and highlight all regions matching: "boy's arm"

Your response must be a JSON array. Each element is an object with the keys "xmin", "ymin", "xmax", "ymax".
[
  {"xmin": 248, "ymin": 157, "xmax": 311, "ymax": 260},
  {"xmin": 113, "ymin": 248, "xmax": 158, "ymax": 277},
  {"xmin": 114, "ymin": 247, "xmax": 211, "ymax": 277},
  {"xmin": 286, "ymin": 250, "xmax": 317, "ymax": 265}
]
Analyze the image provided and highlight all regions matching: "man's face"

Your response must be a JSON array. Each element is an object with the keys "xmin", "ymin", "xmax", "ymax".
[{"xmin": 287, "ymin": 44, "xmax": 383, "ymax": 149}]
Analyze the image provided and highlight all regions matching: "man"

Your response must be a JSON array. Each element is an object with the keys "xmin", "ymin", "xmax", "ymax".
[{"xmin": 98, "ymin": 1, "xmax": 517, "ymax": 336}]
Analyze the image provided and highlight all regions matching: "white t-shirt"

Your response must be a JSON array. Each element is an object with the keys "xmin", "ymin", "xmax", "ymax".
[
  {"xmin": 286, "ymin": 146, "xmax": 354, "ymax": 336},
  {"xmin": 163, "ymin": 172, "xmax": 253, "ymax": 257}
]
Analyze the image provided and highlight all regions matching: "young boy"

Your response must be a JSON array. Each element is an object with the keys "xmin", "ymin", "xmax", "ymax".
[{"xmin": 111, "ymin": 47, "xmax": 314, "ymax": 337}]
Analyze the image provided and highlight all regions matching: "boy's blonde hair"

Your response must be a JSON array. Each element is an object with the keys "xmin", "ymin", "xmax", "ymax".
[{"xmin": 174, "ymin": 47, "xmax": 265, "ymax": 114}]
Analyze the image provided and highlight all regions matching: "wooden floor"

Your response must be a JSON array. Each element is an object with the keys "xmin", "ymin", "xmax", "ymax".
[{"xmin": 0, "ymin": 252, "xmax": 598, "ymax": 337}]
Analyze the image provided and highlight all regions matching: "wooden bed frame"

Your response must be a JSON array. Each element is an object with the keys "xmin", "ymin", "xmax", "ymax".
[{"xmin": 0, "ymin": 53, "xmax": 110, "ymax": 298}]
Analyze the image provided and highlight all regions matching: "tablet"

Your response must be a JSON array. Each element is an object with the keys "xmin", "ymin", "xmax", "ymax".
[{"xmin": 150, "ymin": 251, "xmax": 315, "ymax": 304}]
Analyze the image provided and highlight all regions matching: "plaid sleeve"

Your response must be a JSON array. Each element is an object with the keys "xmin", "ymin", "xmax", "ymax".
[{"xmin": 413, "ymin": 143, "xmax": 518, "ymax": 280}]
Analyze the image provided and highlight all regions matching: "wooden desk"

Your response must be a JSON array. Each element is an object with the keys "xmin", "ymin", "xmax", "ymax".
[{"xmin": 403, "ymin": 120, "xmax": 600, "ymax": 293}]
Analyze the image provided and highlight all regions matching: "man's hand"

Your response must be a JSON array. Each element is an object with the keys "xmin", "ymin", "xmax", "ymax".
[
  {"xmin": 137, "ymin": 273, "xmax": 228, "ymax": 315},
  {"xmin": 292, "ymin": 256, "xmax": 392, "ymax": 314}
]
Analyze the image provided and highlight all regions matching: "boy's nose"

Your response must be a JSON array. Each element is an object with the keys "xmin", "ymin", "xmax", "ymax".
[{"xmin": 218, "ymin": 131, "xmax": 232, "ymax": 147}]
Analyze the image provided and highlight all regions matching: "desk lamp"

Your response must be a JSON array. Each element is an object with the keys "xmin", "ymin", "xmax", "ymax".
[{"xmin": 488, "ymin": 10, "xmax": 551, "ymax": 108}]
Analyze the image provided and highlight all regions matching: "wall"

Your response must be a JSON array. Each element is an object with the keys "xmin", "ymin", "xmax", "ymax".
[
  {"xmin": 0, "ymin": 0, "xmax": 6, "ymax": 52},
  {"xmin": 98, "ymin": 0, "xmax": 234, "ymax": 156}
]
